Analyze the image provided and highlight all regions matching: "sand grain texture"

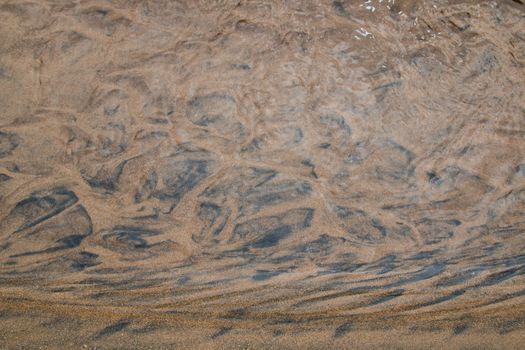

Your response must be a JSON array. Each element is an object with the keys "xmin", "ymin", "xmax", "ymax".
[{"xmin": 0, "ymin": 0, "xmax": 524, "ymax": 348}]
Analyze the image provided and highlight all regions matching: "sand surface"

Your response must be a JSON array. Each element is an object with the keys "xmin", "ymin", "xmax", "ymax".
[{"xmin": 0, "ymin": 0, "xmax": 524, "ymax": 348}]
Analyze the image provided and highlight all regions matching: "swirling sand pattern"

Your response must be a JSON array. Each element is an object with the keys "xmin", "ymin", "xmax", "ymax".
[{"xmin": 0, "ymin": 0, "xmax": 524, "ymax": 348}]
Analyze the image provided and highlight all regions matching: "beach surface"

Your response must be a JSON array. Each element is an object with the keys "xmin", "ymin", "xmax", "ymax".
[{"xmin": 0, "ymin": 0, "xmax": 524, "ymax": 348}]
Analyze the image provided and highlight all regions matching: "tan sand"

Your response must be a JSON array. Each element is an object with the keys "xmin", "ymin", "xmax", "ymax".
[{"xmin": 0, "ymin": 0, "xmax": 524, "ymax": 348}]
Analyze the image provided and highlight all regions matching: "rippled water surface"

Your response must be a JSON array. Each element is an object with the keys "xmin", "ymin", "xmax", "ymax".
[{"xmin": 0, "ymin": 0, "xmax": 524, "ymax": 348}]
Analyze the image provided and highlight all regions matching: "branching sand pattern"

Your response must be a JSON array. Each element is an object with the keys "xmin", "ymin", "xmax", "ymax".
[{"xmin": 0, "ymin": 0, "xmax": 524, "ymax": 348}]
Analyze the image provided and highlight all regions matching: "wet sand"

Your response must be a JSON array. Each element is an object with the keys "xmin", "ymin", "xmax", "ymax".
[{"xmin": 0, "ymin": 0, "xmax": 524, "ymax": 348}]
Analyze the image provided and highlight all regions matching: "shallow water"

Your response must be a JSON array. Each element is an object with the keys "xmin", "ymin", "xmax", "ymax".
[{"xmin": 0, "ymin": 0, "xmax": 524, "ymax": 348}]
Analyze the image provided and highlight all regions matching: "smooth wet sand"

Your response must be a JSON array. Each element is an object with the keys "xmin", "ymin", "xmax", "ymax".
[{"xmin": 0, "ymin": 0, "xmax": 524, "ymax": 349}]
